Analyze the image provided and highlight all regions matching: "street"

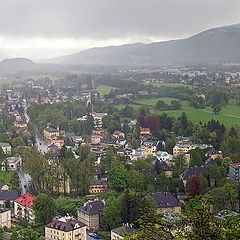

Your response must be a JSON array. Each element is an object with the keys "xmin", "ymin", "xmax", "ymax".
[
  {"xmin": 23, "ymin": 101, "xmax": 49, "ymax": 153},
  {"xmin": 17, "ymin": 166, "xmax": 31, "ymax": 195},
  {"xmin": 35, "ymin": 130, "xmax": 49, "ymax": 154}
]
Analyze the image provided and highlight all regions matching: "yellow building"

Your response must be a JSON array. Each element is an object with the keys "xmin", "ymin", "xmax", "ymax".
[
  {"xmin": 173, "ymin": 144, "xmax": 212, "ymax": 155},
  {"xmin": 113, "ymin": 130, "xmax": 125, "ymax": 139},
  {"xmin": 141, "ymin": 147, "xmax": 154, "ymax": 156},
  {"xmin": 92, "ymin": 128, "xmax": 104, "ymax": 135},
  {"xmin": 88, "ymin": 180, "xmax": 108, "ymax": 197},
  {"xmin": 43, "ymin": 127, "xmax": 59, "ymax": 140},
  {"xmin": 45, "ymin": 216, "xmax": 87, "ymax": 240},
  {"xmin": 14, "ymin": 121, "xmax": 27, "ymax": 129}
]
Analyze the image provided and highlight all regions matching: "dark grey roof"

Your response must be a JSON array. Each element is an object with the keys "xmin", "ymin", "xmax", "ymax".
[
  {"xmin": 44, "ymin": 127, "xmax": 58, "ymax": 133},
  {"xmin": 48, "ymin": 143, "xmax": 58, "ymax": 149},
  {"xmin": 142, "ymin": 140, "xmax": 159, "ymax": 146},
  {"xmin": 0, "ymin": 182, "xmax": 6, "ymax": 189},
  {"xmin": 205, "ymin": 148, "xmax": 218, "ymax": 156},
  {"xmin": 101, "ymin": 137, "xmax": 118, "ymax": 144},
  {"xmin": 0, "ymin": 190, "xmax": 18, "ymax": 201},
  {"xmin": 181, "ymin": 166, "xmax": 208, "ymax": 180},
  {"xmin": 203, "ymin": 158, "xmax": 217, "ymax": 167},
  {"xmin": 145, "ymin": 192, "xmax": 179, "ymax": 208},
  {"xmin": 78, "ymin": 200, "xmax": 106, "ymax": 215},
  {"xmin": 46, "ymin": 217, "xmax": 86, "ymax": 232},
  {"xmin": 95, "ymin": 166, "xmax": 102, "ymax": 176},
  {"xmin": 111, "ymin": 226, "xmax": 137, "ymax": 237},
  {"xmin": 159, "ymin": 161, "xmax": 173, "ymax": 171},
  {"xmin": 139, "ymin": 169, "xmax": 158, "ymax": 178},
  {"xmin": 91, "ymin": 179, "xmax": 108, "ymax": 186}
]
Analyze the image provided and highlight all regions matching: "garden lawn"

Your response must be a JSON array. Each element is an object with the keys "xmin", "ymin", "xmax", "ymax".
[
  {"xmin": 0, "ymin": 171, "xmax": 14, "ymax": 185},
  {"xmin": 157, "ymin": 108, "xmax": 240, "ymax": 126},
  {"xmin": 136, "ymin": 97, "xmax": 190, "ymax": 108},
  {"xmin": 96, "ymin": 85, "xmax": 118, "ymax": 96},
  {"xmin": 145, "ymin": 82, "xmax": 197, "ymax": 89}
]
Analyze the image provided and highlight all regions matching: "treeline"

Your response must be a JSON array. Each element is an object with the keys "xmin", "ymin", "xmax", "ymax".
[
  {"xmin": 156, "ymin": 99, "xmax": 182, "ymax": 110},
  {"xmin": 23, "ymin": 146, "xmax": 95, "ymax": 196}
]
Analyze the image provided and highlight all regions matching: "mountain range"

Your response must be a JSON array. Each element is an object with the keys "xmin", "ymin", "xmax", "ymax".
[
  {"xmin": 46, "ymin": 23, "xmax": 240, "ymax": 66},
  {"xmin": 1, "ymin": 23, "xmax": 240, "ymax": 72}
]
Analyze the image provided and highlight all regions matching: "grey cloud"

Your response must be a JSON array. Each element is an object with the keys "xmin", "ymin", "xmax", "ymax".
[{"xmin": 0, "ymin": 0, "xmax": 239, "ymax": 40}]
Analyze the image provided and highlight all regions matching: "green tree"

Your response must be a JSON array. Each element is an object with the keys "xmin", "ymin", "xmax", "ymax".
[
  {"xmin": 65, "ymin": 149, "xmax": 74, "ymax": 159},
  {"xmin": 229, "ymin": 127, "xmax": 238, "ymax": 137},
  {"xmin": 189, "ymin": 149, "xmax": 203, "ymax": 167},
  {"xmin": 131, "ymin": 159, "xmax": 152, "ymax": 171},
  {"xmin": 211, "ymin": 182, "xmax": 238, "ymax": 211},
  {"xmin": 23, "ymin": 147, "xmax": 46, "ymax": 189},
  {"xmin": 101, "ymin": 204, "xmax": 122, "ymax": 231},
  {"xmin": 212, "ymin": 104, "xmax": 222, "ymax": 114},
  {"xmin": 33, "ymin": 193, "xmax": 56, "ymax": 225},
  {"xmin": 108, "ymin": 165, "xmax": 127, "ymax": 192},
  {"xmin": 156, "ymin": 173, "xmax": 169, "ymax": 192},
  {"xmin": 15, "ymin": 227, "xmax": 44, "ymax": 240},
  {"xmin": 173, "ymin": 154, "xmax": 187, "ymax": 177},
  {"xmin": 11, "ymin": 136, "xmax": 25, "ymax": 148}
]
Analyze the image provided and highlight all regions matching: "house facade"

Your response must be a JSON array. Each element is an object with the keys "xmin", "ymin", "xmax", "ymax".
[
  {"xmin": 43, "ymin": 127, "xmax": 59, "ymax": 140},
  {"xmin": 0, "ymin": 208, "xmax": 11, "ymax": 228},
  {"xmin": 14, "ymin": 192, "xmax": 35, "ymax": 224},
  {"xmin": 0, "ymin": 143, "xmax": 11, "ymax": 155},
  {"xmin": 146, "ymin": 192, "xmax": 181, "ymax": 214},
  {"xmin": 2, "ymin": 156, "xmax": 22, "ymax": 171},
  {"xmin": 88, "ymin": 179, "xmax": 108, "ymax": 197},
  {"xmin": 45, "ymin": 216, "xmax": 87, "ymax": 240},
  {"xmin": 229, "ymin": 163, "xmax": 240, "ymax": 183},
  {"xmin": 77, "ymin": 200, "xmax": 106, "ymax": 232}
]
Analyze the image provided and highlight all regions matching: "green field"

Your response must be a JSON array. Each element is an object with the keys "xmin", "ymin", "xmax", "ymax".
[
  {"xmin": 96, "ymin": 85, "xmax": 118, "ymax": 96},
  {"xmin": 117, "ymin": 96, "xmax": 240, "ymax": 126},
  {"xmin": 0, "ymin": 172, "xmax": 14, "ymax": 185},
  {"xmin": 157, "ymin": 106, "xmax": 240, "ymax": 126},
  {"xmin": 144, "ymin": 82, "xmax": 197, "ymax": 89},
  {"xmin": 136, "ymin": 97, "xmax": 190, "ymax": 108}
]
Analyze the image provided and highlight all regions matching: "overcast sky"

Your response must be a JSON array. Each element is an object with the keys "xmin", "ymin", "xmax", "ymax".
[{"xmin": 0, "ymin": 0, "xmax": 240, "ymax": 59}]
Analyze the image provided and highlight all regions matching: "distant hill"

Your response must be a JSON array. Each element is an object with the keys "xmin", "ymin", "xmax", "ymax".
[
  {"xmin": 47, "ymin": 23, "xmax": 240, "ymax": 66},
  {"xmin": 0, "ymin": 58, "xmax": 39, "ymax": 74}
]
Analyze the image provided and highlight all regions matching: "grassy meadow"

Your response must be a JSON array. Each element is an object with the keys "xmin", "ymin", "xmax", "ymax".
[
  {"xmin": 95, "ymin": 84, "xmax": 240, "ymax": 127},
  {"xmin": 96, "ymin": 85, "xmax": 117, "ymax": 96}
]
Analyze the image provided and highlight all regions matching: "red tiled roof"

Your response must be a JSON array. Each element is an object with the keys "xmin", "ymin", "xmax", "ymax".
[
  {"xmin": 140, "ymin": 128, "xmax": 150, "ymax": 132},
  {"xmin": 231, "ymin": 163, "xmax": 240, "ymax": 169},
  {"xmin": 14, "ymin": 192, "xmax": 35, "ymax": 209}
]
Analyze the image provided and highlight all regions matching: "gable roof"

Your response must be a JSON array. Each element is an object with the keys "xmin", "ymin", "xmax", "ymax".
[
  {"xmin": 203, "ymin": 158, "xmax": 217, "ymax": 167},
  {"xmin": 181, "ymin": 166, "xmax": 208, "ymax": 180},
  {"xmin": 14, "ymin": 192, "xmax": 35, "ymax": 209},
  {"xmin": 205, "ymin": 148, "xmax": 219, "ymax": 156},
  {"xmin": 0, "ymin": 190, "xmax": 18, "ymax": 201},
  {"xmin": 44, "ymin": 127, "xmax": 58, "ymax": 133},
  {"xmin": 138, "ymin": 169, "xmax": 158, "ymax": 178},
  {"xmin": 78, "ymin": 200, "xmax": 106, "ymax": 215},
  {"xmin": 146, "ymin": 192, "xmax": 179, "ymax": 208},
  {"xmin": 0, "ymin": 182, "xmax": 6, "ymax": 189},
  {"xmin": 91, "ymin": 179, "xmax": 108, "ymax": 186},
  {"xmin": 46, "ymin": 216, "xmax": 86, "ymax": 232},
  {"xmin": 159, "ymin": 161, "xmax": 173, "ymax": 171},
  {"xmin": 95, "ymin": 166, "xmax": 102, "ymax": 176}
]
